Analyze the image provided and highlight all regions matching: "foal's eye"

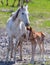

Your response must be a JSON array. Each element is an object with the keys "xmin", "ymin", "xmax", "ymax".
[{"xmin": 22, "ymin": 13, "xmax": 24, "ymax": 15}]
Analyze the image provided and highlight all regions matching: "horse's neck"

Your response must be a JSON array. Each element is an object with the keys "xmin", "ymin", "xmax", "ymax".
[{"xmin": 13, "ymin": 17, "xmax": 20, "ymax": 27}]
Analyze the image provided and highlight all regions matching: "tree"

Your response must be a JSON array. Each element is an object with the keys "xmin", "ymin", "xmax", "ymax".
[
  {"xmin": 0, "ymin": 0, "xmax": 3, "ymax": 5},
  {"xmin": 6, "ymin": 0, "xmax": 8, "ymax": 6},
  {"xmin": 5, "ymin": 0, "xmax": 31, "ymax": 6}
]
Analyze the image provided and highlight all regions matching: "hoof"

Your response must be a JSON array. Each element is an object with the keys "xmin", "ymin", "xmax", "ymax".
[
  {"xmin": 41, "ymin": 62, "xmax": 45, "ymax": 65},
  {"xmin": 41, "ymin": 64, "xmax": 45, "ymax": 65},
  {"xmin": 30, "ymin": 58, "xmax": 35, "ymax": 64},
  {"xmin": 34, "ymin": 61, "xmax": 36, "ymax": 64},
  {"xmin": 30, "ymin": 60, "xmax": 35, "ymax": 64}
]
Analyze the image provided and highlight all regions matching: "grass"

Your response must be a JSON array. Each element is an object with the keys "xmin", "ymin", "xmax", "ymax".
[{"xmin": 22, "ymin": 61, "xmax": 50, "ymax": 65}]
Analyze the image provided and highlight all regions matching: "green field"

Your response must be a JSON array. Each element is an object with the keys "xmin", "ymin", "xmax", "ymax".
[{"xmin": 0, "ymin": 0, "xmax": 50, "ymax": 32}]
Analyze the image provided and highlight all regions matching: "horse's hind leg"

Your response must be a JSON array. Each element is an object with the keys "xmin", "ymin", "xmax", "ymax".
[{"xmin": 6, "ymin": 44, "xmax": 10, "ymax": 61}]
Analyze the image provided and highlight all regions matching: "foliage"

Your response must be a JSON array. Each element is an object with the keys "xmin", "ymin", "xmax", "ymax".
[{"xmin": 0, "ymin": 0, "xmax": 50, "ymax": 32}]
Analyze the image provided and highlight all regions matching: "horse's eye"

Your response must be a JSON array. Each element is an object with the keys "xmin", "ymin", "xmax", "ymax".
[{"xmin": 22, "ymin": 13, "xmax": 24, "ymax": 15}]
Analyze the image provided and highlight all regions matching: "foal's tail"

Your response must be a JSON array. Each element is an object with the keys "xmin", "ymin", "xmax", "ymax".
[
  {"xmin": 41, "ymin": 32, "xmax": 45, "ymax": 37},
  {"xmin": 41, "ymin": 32, "xmax": 45, "ymax": 41}
]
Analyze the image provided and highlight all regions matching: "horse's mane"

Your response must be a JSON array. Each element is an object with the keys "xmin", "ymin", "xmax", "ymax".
[{"xmin": 12, "ymin": 8, "xmax": 20, "ymax": 21}]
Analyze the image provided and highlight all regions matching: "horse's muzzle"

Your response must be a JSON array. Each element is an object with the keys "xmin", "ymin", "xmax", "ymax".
[{"xmin": 25, "ymin": 23, "xmax": 30, "ymax": 26}]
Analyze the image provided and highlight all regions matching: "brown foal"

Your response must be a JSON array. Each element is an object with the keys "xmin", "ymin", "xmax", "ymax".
[{"xmin": 27, "ymin": 26, "xmax": 45, "ymax": 64}]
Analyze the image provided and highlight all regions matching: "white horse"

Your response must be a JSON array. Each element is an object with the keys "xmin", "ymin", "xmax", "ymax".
[{"xmin": 6, "ymin": 5, "xmax": 30, "ymax": 61}]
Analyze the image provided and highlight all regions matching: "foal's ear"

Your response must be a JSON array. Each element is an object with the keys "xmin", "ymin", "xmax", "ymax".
[
  {"xmin": 26, "ymin": 26, "xmax": 29, "ymax": 30},
  {"xmin": 30, "ymin": 27, "xmax": 32, "ymax": 31},
  {"xmin": 26, "ymin": 26, "xmax": 32, "ymax": 31}
]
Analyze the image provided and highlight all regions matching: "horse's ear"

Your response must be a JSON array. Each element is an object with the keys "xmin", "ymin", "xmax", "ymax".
[
  {"xmin": 20, "ymin": 0, "xmax": 23, "ymax": 8},
  {"xmin": 21, "ymin": 5, "xmax": 23, "ymax": 8}
]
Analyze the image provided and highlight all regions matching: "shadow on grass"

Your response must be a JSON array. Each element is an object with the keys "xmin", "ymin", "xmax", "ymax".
[{"xmin": 0, "ymin": 61, "xmax": 15, "ymax": 65}]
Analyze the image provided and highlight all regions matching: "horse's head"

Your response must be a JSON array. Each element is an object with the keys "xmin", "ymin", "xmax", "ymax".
[
  {"xmin": 12, "ymin": 5, "xmax": 30, "ymax": 26},
  {"xmin": 18, "ymin": 5, "xmax": 30, "ymax": 26}
]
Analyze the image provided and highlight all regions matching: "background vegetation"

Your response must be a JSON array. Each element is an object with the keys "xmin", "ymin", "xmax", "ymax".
[{"xmin": 0, "ymin": 0, "xmax": 50, "ymax": 31}]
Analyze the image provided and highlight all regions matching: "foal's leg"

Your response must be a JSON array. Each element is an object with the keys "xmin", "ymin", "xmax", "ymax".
[
  {"xmin": 41, "ymin": 41, "xmax": 45, "ymax": 64},
  {"xmin": 30, "ymin": 41, "xmax": 36, "ymax": 64},
  {"xmin": 39, "ymin": 41, "xmax": 45, "ymax": 64},
  {"xmin": 38, "ymin": 42, "xmax": 42, "ymax": 64}
]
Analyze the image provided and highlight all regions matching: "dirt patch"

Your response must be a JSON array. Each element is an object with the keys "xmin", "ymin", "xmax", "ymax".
[{"xmin": 0, "ymin": 28, "xmax": 50, "ymax": 65}]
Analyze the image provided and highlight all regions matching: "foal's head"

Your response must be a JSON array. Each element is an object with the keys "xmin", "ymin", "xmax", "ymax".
[{"xmin": 27, "ymin": 26, "xmax": 35, "ymax": 40}]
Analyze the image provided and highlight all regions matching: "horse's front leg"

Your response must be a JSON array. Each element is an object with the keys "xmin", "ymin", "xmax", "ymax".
[
  {"xmin": 6, "ymin": 37, "xmax": 12, "ymax": 61},
  {"xmin": 10, "ymin": 39, "xmax": 14, "ymax": 59},
  {"xmin": 6, "ymin": 42, "xmax": 10, "ymax": 61},
  {"xmin": 20, "ymin": 42, "xmax": 22, "ymax": 61},
  {"xmin": 30, "ymin": 41, "xmax": 36, "ymax": 64},
  {"xmin": 13, "ymin": 40, "xmax": 19, "ymax": 62}
]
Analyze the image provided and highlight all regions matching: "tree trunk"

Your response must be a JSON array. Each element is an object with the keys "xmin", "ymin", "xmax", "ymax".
[
  {"xmin": 1, "ymin": 0, "xmax": 3, "ymax": 5},
  {"xmin": 6, "ymin": 0, "xmax": 8, "ymax": 6}
]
